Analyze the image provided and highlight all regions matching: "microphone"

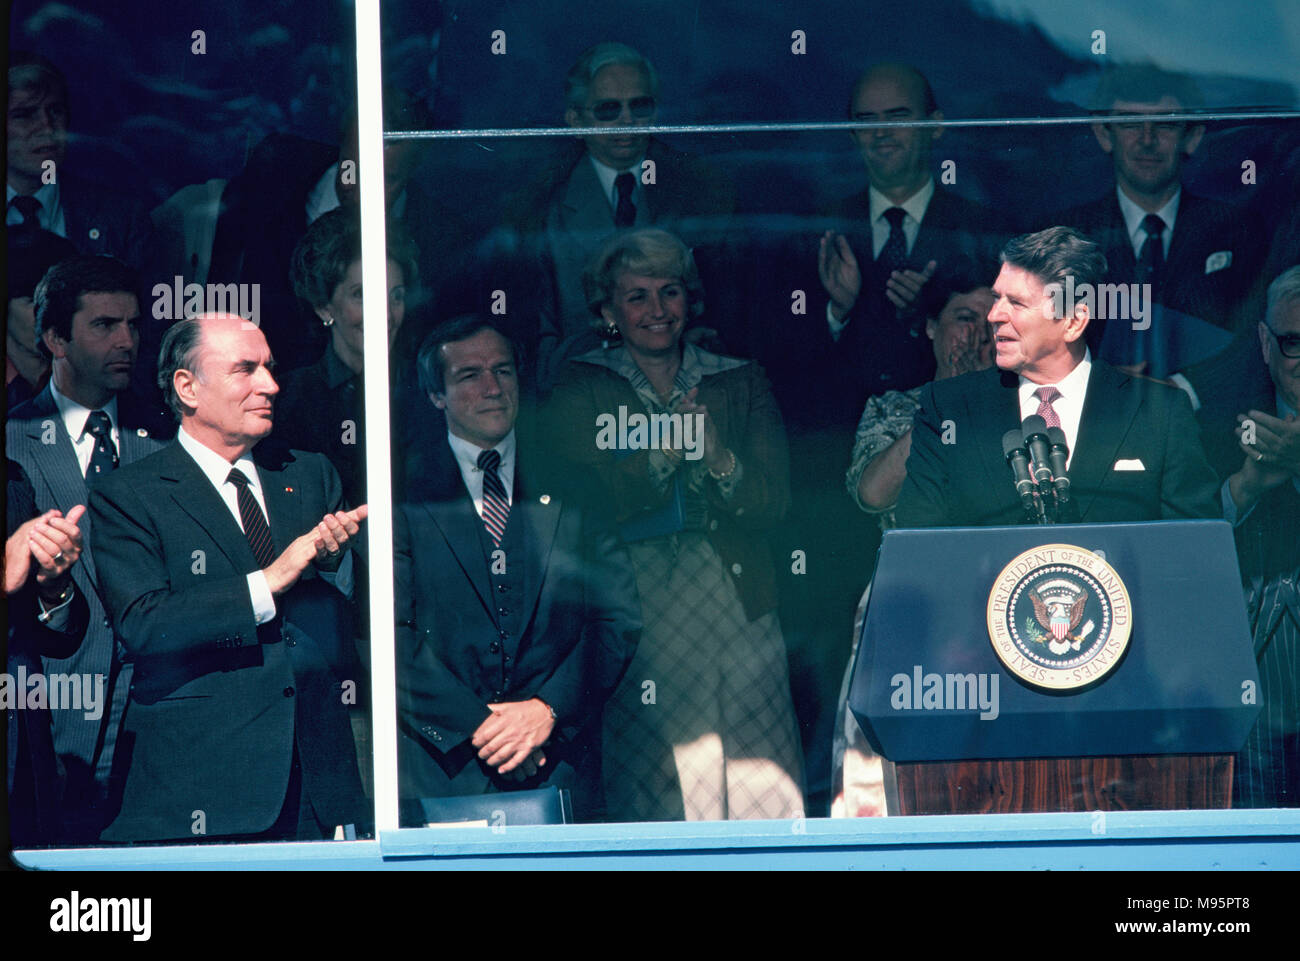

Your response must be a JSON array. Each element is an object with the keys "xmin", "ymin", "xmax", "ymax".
[
  {"xmin": 1021, "ymin": 415, "xmax": 1054, "ymax": 488},
  {"xmin": 1047, "ymin": 426, "xmax": 1071, "ymax": 504},
  {"xmin": 1002, "ymin": 430, "xmax": 1040, "ymax": 518}
]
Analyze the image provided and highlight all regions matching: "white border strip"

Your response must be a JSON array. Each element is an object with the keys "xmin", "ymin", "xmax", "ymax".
[{"xmin": 354, "ymin": 0, "xmax": 400, "ymax": 834}]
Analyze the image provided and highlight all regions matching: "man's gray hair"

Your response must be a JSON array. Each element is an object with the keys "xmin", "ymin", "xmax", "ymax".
[
  {"xmin": 565, "ymin": 42, "xmax": 658, "ymax": 110},
  {"xmin": 1265, "ymin": 265, "xmax": 1300, "ymax": 329},
  {"xmin": 157, "ymin": 318, "xmax": 207, "ymax": 421}
]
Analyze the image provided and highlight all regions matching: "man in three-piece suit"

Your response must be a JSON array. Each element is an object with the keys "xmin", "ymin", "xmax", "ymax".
[
  {"xmin": 897, "ymin": 226, "xmax": 1221, "ymax": 528},
  {"xmin": 1051, "ymin": 64, "xmax": 1264, "ymax": 373},
  {"xmin": 6, "ymin": 254, "xmax": 173, "ymax": 840},
  {"xmin": 88, "ymin": 313, "xmax": 367, "ymax": 842},
  {"xmin": 493, "ymin": 42, "xmax": 736, "ymax": 395},
  {"xmin": 395, "ymin": 316, "xmax": 640, "ymax": 821}
]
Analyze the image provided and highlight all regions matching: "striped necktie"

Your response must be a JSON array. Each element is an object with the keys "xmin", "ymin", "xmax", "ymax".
[
  {"xmin": 478, "ymin": 448, "xmax": 510, "ymax": 547},
  {"xmin": 227, "ymin": 468, "xmax": 277, "ymax": 568}
]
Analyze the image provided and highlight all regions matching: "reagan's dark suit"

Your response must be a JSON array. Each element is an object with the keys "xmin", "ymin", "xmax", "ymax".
[
  {"xmin": 88, "ymin": 440, "xmax": 366, "ymax": 841},
  {"xmin": 54, "ymin": 174, "xmax": 158, "ymax": 274},
  {"xmin": 5, "ymin": 386, "xmax": 172, "ymax": 836},
  {"xmin": 395, "ymin": 431, "xmax": 640, "ymax": 821},
  {"xmin": 896, "ymin": 360, "xmax": 1221, "ymax": 528},
  {"xmin": 1053, "ymin": 190, "xmax": 1265, "ymax": 342}
]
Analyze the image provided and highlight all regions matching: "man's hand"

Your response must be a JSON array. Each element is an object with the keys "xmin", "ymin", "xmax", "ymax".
[
  {"xmin": 1238, "ymin": 410, "xmax": 1300, "ymax": 476},
  {"xmin": 263, "ymin": 504, "xmax": 368, "ymax": 595},
  {"xmin": 819, "ymin": 231, "xmax": 861, "ymax": 321},
  {"xmin": 5, "ymin": 506, "xmax": 85, "ymax": 596},
  {"xmin": 471, "ymin": 698, "xmax": 555, "ymax": 776},
  {"xmin": 884, "ymin": 259, "xmax": 937, "ymax": 312}
]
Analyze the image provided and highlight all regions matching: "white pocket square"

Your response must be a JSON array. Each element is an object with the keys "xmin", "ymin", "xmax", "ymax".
[
  {"xmin": 1113, "ymin": 458, "xmax": 1146, "ymax": 471},
  {"xmin": 1204, "ymin": 250, "xmax": 1232, "ymax": 275}
]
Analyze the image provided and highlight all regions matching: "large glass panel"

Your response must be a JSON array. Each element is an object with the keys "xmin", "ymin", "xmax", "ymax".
[{"xmin": 5, "ymin": 0, "xmax": 1296, "ymax": 858}]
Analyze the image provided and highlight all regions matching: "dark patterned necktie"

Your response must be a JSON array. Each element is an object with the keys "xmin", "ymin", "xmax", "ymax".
[
  {"xmin": 9, "ymin": 195, "xmax": 43, "ymax": 233},
  {"xmin": 614, "ymin": 172, "xmax": 636, "ymax": 228},
  {"xmin": 83, "ymin": 409, "xmax": 119, "ymax": 481},
  {"xmin": 227, "ymin": 468, "xmax": 277, "ymax": 567},
  {"xmin": 478, "ymin": 448, "xmax": 510, "ymax": 547},
  {"xmin": 878, "ymin": 206, "xmax": 909, "ymax": 278},
  {"xmin": 1034, "ymin": 386, "xmax": 1063, "ymax": 429},
  {"xmin": 1137, "ymin": 213, "xmax": 1165, "ymax": 291}
]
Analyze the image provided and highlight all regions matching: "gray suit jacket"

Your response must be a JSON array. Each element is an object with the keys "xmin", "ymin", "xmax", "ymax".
[{"xmin": 5, "ymin": 385, "xmax": 173, "ymax": 809}]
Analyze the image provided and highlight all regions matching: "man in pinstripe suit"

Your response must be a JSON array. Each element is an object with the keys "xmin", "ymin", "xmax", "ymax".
[{"xmin": 5, "ymin": 254, "xmax": 173, "ymax": 839}]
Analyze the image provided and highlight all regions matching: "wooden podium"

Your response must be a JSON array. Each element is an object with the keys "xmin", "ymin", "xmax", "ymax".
[{"xmin": 850, "ymin": 522, "xmax": 1258, "ymax": 815}]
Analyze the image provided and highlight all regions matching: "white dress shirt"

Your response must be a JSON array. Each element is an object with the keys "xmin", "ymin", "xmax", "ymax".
[
  {"xmin": 176, "ymin": 427, "xmax": 277, "ymax": 624},
  {"xmin": 1116, "ymin": 184, "xmax": 1179, "ymax": 260},
  {"xmin": 304, "ymin": 162, "xmax": 407, "ymax": 225},
  {"xmin": 1017, "ymin": 349, "xmax": 1093, "ymax": 470},
  {"xmin": 447, "ymin": 429, "xmax": 516, "ymax": 519},
  {"xmin": 49, "ymin": 379, "xmax": 120, "ymax": 476},
  {"xmin": 6, "ymin": 181, "xmax": 67, "ymax": 236},
  {"xmin": 827, "ymin": 178, "xmax": 936, "ymax": 338}
]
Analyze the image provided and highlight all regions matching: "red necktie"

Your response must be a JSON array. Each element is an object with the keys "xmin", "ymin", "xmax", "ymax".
[{"xmin": 1034, "ymin": 386, "xmax": 1062, "ymax": 429}]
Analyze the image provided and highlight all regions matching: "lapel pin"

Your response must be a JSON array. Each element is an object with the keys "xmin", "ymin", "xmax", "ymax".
[
  {"xmin": 88, "ymin": 228, "xmax": 101, "ymax": 240},
  {"xmin": 539, "ymin": 494, "xmax": 551, "ymax": 505},
  {"xmin": 136, "ymin": 428, "xmax": 149, "ymax": 437},
  {"xmin": 285, "ymin": 486, "xmax": 294, "ymax": 493}
]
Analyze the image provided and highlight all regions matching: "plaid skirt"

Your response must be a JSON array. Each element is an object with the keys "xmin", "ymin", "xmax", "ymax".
[{"xmin": 602, "ymin": 531, "xmax": 806, "ymax": 821}]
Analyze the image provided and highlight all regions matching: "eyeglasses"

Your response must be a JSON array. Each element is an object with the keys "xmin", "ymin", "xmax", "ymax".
[
  {"xmin": 1264, "ymin": 323, "xmax": 1300, "ymax": 358},
  {"xmin": 586, "ymin": 96, "xmax": 656, "ymax": 123},
  {"xmin": 1108, "ymin": 117, "xmax": 1186, "ymax": 137}
]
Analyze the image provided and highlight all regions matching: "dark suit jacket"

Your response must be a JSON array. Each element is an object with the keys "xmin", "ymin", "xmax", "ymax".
[
  {"xmin": 88, "ymin": 439, "xmax": 365, "ymax": 841},
  {"xmin": 5, "ymin": 386, "xmax": 173, "ymax": 817},
  {"xmin": 781, "ymin": 185, "xmax": 1009, "ymax": 432},
  {"xmin": 57, "ymin": 174, "xmax": 158, "ymax": 273},
  {"xmin": 895, "ymin": 359, "xmax": 1221, "ymax": 528},
  {"xmin": 394, "ymin": 431, "xmax": 640, "ymax": 819},
  {"xmin": 1053, "ymin": 189, "xmax": 1265, "ymax": 341}
]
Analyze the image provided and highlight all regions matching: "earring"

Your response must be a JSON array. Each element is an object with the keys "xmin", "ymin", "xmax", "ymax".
[{"xmin": 322, "ymin": 314, "xmax": 335, "ymax": 327}]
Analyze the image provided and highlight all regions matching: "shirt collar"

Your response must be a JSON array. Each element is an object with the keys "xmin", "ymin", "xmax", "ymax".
[
  {"xmin": 49, "ymin": 378, "xmax": 118, "ymax": 441},
  {"xmin": 447, "ymin": 428, "xmax": 516, "ymax": 478},
  {"xmin": 1018, "ymin": 348, "xmax": 1093, "ymax": 401},
  {"xmin": 177, "ymin": 424, "xmax": 261, "ymax": 493},
  {"xmin": 868, "ymin": 177, "xmax": 935, "ymax": 227},
  {"xmin": 1116, "ymin": 183, "xmax": 1180, "ymax": 247},
  {"xmin": 7, "ymin": 181, "xmax": 61, "ymax": 224}
]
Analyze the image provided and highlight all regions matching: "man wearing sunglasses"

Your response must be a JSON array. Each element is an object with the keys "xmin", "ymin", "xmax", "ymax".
[
  {"xmin": 1051, "ymin": 64, "xmax": 1265, "ymax": 372},
  {"xmin": 1220, "ymin": 266, "xmax": 1300, "ymax": 808},
  {"xmin": 498, "ymin": 42, "xmax": 736, "ymax": 396}
]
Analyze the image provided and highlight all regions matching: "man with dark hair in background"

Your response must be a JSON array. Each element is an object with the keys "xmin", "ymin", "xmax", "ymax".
[
  {"xmin": 6, "ymin": 253, "xmax": 173, "ymax": 840},
  {"xmin": 1051, "ymin": 64, "xmax": 1266, "ymax": 374},
  {"xmin": 394, "ymin": 315, "xmax": 639, "ymax": 822}
]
